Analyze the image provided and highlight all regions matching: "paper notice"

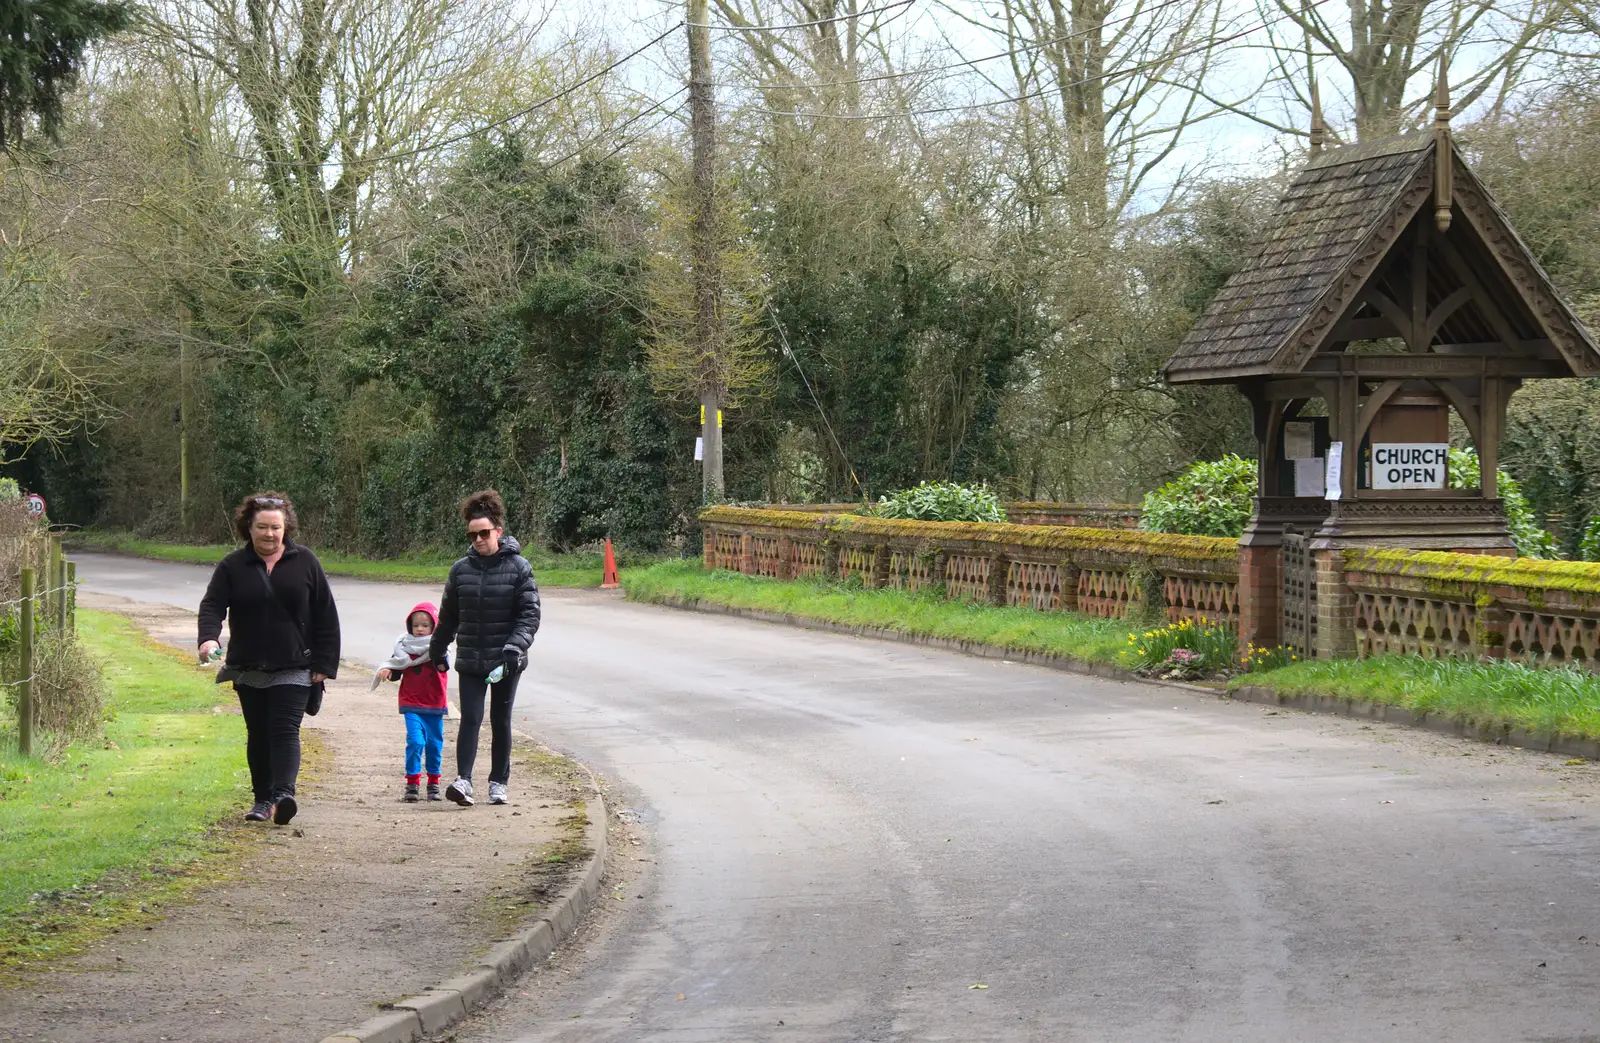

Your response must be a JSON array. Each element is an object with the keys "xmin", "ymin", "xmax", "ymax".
[
  {"xmin": 1325, "ymin": 441, "xmax": 1344, "ymax": 500},
  {"xmin": 694, "ymin": 436, "xmax": 704, "ymax": 462},
  {"xmin": 1294, "ymin": 458, "xmax": 1325, "ymax": 498},
  {"xmin": 1284, "ymin": 421, "xmax": 1315, "ymax": 461}
]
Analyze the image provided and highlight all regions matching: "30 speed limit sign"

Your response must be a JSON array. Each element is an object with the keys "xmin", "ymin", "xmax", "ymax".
[{"xmin": 24, "ymin": 492, "xmax": 45, "ymax": 518}]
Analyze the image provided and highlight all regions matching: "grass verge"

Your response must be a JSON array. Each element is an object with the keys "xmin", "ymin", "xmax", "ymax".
[
  {"xmin": 629, "ymin": 561, "xmax": 1600, "ymax": 746},
  {"xmin": 623, "ymin": 560, "xmax": 1138, "ymax": 664},
  {"xmin": 0, "ymin": 611, "xmax": 253, "ymax": 979},
  {"xmin": 64, "ymin": 530, "xmax": 658, "ymax": 588},
  {"xmin": 1230, "ymin": 656, "xmax": 1600, "ymax": 740}
]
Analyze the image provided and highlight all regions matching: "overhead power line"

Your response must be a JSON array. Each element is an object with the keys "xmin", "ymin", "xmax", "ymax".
[
  {"xmin": 692, "ymin": 0, "xmax": 916, "ymax": 33},
  {"xmin": 368, "ymin": 23, "xmax": 686, "ymax": 165},
  {"xmin": 711, "ymin": 0, "xmax": 1189, "ymax": 92},
  {"xmin": 741, "ymin": 0, "xmax": 1333, "ymax": 121},
  {"xmin": 195, "ymin": 22, "xmax": 684, "ymax": 171}
]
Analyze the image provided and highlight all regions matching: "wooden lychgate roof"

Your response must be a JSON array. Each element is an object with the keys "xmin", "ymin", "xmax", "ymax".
[{"xmin": 1163, "ymin": 132, "xmax": 1600, "ymax": 383}]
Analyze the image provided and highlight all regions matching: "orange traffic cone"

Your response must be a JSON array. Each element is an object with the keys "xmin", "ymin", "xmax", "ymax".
[{"xmin": 601, "ymin": 538, "xmax": 621, "ymax": 589}]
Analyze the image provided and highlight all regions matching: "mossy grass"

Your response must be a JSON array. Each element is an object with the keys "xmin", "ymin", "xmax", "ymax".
[
  {"xmin": 1230, "ymin": 655, "xmax": 1600, "ymax": 740},
  {"xmin": 64, "ymin": 529, "xmax": 660, "ymax": 588},
  {"xmin": 624, "ymin": 560, "xmax": 1139, "ymax": 663},
  {"xmin": 0, "ymin": 611, "xmax": 259, "ymax": 979}
]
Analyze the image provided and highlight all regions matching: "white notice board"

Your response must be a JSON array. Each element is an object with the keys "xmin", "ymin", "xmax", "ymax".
[
  {"xmin": 1293, "ymin": 458, "xmax": 1324, "ymax": 497},
  {"xmin": 1325, "ymin": 442, "xmax": 1343, "ymax": 500},
  {"xmin": 1284, "ymin": 422, "xmax": 1315, "ymax": 461}
]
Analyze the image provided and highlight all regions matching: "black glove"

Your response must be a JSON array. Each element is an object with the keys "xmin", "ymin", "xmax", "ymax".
[
  {"xmin": 502, "ymin": 648, "xmax": 525, "ymax": 675},
  {"xmin": 434, "ymin": 654, "xmax": 450, "ymax": 674}
]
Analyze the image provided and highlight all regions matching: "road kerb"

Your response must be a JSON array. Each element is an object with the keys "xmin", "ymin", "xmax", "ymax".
[
  {"xmin": 316, "ymin": 780, "xmax": 609, "ymax": 1042},
  {"xmin": 644, "ymin": 595, "xmax": 1600, "ymax": 763},
  {"xmin": 393, "ymin": 990, "xmax": 467, "ymax": 1035}
]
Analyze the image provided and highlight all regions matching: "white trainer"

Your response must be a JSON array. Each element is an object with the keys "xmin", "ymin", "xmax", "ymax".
[
  {"xmin": 445, "ymin": 777, "xmax": 474, "ymax": 806},
  {"xmin": 488, "ymin": 782, "xmax": 508, "ymax": 805}
]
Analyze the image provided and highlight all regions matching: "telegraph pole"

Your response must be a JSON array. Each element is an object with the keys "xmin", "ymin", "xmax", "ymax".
[{"xmin": 688, "ymin": 0, "xmax": 724, "ymax": 501}]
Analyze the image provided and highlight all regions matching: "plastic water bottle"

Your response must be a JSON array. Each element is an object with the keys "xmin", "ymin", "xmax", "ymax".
[{"xmin": 486, "ymin": 664, "xmax": 504, "ymax": 684}]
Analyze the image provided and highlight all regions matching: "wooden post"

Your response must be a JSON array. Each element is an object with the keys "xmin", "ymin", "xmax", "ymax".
[
  {"xmin": 688, "ymin": 0, "xmax": 724, "ymax": 502},
  {"xmin": 18, "ymin": 567, "xmax": 34, "ymax": 757},
  {"xmin": 48, "ymin": 535, "xmax": 62, "ymax": 628}
]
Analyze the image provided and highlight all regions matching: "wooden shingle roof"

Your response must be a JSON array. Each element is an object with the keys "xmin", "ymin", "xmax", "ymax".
[{"xmin": 1164, "ymin": 133, "xmax": 1436, "ymax": 381}]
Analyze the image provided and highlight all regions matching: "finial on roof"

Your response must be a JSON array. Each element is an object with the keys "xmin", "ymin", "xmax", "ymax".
[
  {"xmin": 1434, "ymin": 52, "xmax": 1453, "ymax": 233},
  {"xmin": 1309, "ymin": 77, "xmax": 1325, "ymax": 156}
]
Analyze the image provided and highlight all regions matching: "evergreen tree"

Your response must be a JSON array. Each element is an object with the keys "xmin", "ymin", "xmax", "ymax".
[{"xmin": 0, "ymin": 0, "xmax": 132, "ymax": 150}]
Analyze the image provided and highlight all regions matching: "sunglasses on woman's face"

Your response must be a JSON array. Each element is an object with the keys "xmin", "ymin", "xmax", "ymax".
[{"xmin": 468, "ymin": 527, "xmax": 497, "ymax": 541}]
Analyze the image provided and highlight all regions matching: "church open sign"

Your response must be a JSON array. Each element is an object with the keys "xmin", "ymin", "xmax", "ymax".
[{"xmin": 1371, "ymin": 443, "xmax": 1448, "ymax": 490}]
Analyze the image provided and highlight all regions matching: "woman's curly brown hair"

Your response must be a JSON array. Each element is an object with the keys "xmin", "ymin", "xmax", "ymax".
[
  {"xmin": 233, "ymin": 491, "xmax": 299, "ymax": 542},
  {"xmin": 459, "ymin": 489, "xmax": 506, "ymax": 527}
]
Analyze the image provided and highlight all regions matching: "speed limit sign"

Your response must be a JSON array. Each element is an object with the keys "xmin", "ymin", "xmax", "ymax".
[{"xmin": 24, "ymin": 492, "xmax": 45, "ymax": 518}]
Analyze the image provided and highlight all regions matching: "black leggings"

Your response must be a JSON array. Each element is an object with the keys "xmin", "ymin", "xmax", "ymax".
[
  {"xmin": 455, "ymin": 670, "xmax": 521, "ymax": 785},
  {"xmin": 236, "ymin": 683, "xmax": 310, "ymax": 802}
]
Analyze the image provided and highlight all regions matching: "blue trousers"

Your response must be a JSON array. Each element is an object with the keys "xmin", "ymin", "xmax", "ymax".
[{"xmin": 404, "ymin": 711, "xmax": 445, "ymax": 777}]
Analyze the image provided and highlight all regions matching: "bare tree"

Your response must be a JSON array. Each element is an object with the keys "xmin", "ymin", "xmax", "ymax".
[
  {"xmin": 144, "ymin": 0, "xmax": 554, "ymax": 276},
  {"xmin": 1254, "ymin": 0, "xmax": 1561, "ymax": 141}
]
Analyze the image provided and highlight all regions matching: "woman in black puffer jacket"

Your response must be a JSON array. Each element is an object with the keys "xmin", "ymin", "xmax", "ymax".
[{"xmin": 430, "ymin": 489, "xmax": 541, "ymax": 807}]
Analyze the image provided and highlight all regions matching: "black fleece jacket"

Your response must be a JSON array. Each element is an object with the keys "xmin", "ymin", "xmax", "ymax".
[
  {"xmin": 429, "ymin": 535, "xmax": 540, "ymax": 679},
  {"xmin": 197, "ymin": 540, "xmax": 341, "ymax": 678}
]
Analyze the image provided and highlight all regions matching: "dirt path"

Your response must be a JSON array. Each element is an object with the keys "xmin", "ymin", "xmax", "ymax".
[{"xmin": 1, "ymin": 593, "xmax": 588, "ymax": 1043}]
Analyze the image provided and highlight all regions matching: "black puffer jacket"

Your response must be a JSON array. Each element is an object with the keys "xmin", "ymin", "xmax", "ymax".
[{"xmin": 430, "ymin": 535, "xmax": 541, "ymax": 679}]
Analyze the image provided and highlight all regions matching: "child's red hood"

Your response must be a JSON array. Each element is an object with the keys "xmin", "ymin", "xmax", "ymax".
[{"xmin": 407, "ymin": 602, "xmax": 439, "ymax": 631}]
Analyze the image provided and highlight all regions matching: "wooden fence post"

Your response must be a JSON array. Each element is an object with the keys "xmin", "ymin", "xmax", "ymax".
[
  {"xmin": 49, "ymin": 535, "xmax": 62, "ymax": 628},
  {"xmin": 18, "ymin": 567, "xmax": 34, "ymax": 757}
]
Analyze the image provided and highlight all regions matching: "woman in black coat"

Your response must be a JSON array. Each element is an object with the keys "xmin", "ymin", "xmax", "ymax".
[
  {"xmin": 429, "ymin": 489, "xmax": 541, "ymax": 807},
  {"xmin": 198, "ymin": 492, "xmax": 340, "ymax": 825}
]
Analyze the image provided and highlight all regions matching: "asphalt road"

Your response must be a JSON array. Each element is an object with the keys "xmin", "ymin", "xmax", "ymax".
[{"xmin": 74, "ymin": 551, "xmax": 1600, "ymax": 1042}]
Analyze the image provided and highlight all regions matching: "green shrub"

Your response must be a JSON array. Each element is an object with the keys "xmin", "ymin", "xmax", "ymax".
[
  {"xmin": 1447, "ymin": 449, "xmax": 1557, "ymax": 559},
  {"xmin": 1581, "ymin": 515, "xmax": 1600, "ymax": 562},
  {"xmin": 0, "ymin": 478, "xmax": 19, "ymax": 501},
  {"xmin": 1139, "ymin": 454, "xmax": 1258, "ymax": 537},
  {"xmin": 870, "ymin": 481, "xmax": 1005, "ymax": 523}
]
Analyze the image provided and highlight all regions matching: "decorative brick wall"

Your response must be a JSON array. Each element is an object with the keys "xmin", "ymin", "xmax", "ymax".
[
  {"xmin": 1344, "ymin": 549, "xmax": 1600, "ymax": 669},
  {"xmin": 700, "ymin": 507, "xmax": 1238, "ymax": 625},
  {"xmin": 772, "ymin": 502, "xmax": 1142, "ymax": 528},
  {"xmin": 699, "ymin": 508, "xmax": 1600, "ymax": 671}
]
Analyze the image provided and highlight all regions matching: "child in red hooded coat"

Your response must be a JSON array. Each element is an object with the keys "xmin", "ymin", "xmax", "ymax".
[{"xmin": 374, "ymin": 603, "xmax": 450, "ymax": 801}]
